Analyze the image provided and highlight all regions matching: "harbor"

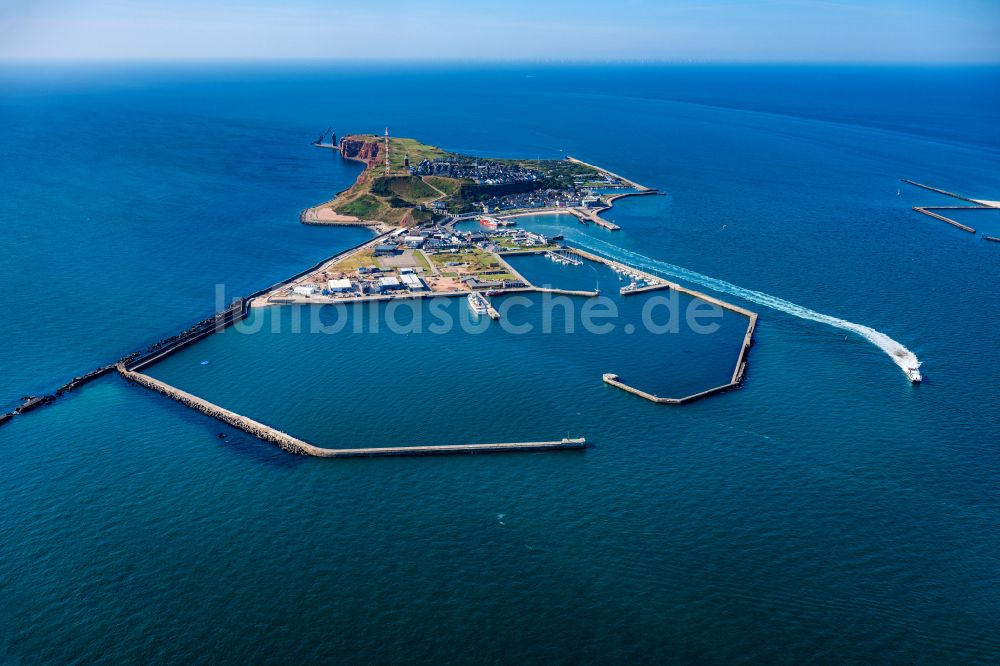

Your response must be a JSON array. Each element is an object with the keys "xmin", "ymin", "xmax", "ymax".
[{"xmin": 2, "ymin": 132, "xmax": 760, "ymax": 454}]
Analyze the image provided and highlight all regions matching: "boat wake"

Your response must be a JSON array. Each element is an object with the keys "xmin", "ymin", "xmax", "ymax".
[{"xmin": 577, "ymin": 236, "xmax": 922, "ymax": 380}]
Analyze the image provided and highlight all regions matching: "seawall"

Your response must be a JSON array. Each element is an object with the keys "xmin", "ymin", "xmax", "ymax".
[{"xmin": 119, "ymin": 364, "xmax": 586, "ymax": 458}]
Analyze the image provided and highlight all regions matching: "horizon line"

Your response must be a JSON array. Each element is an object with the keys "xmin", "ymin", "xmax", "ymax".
[{"xmin": 2, "ymin": 57, "xmax": 999, "ymax": 67}]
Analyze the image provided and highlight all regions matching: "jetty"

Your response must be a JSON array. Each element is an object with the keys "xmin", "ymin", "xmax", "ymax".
[
  {"xmin": 912, "ymin": 207, "xmax": 976, "ymax": 233},
  {"xmin": 570, "ymin": 247, "xmax": 757, "ymax": 404},
  {"xmin": 532, "ymin": 286, "xmax": 601, "ymax": 298},
  {"xmin": 902, "ymin": 179, "xmax": 1000, "ymax": 240},
  {"xmin": 119, "ymin": 362, "xmax": 584, "ymax": 458},
  {"xmin": 566, "ymin": 156, "xmax": 653, "ymax": 192},
  {"xmin": 902, "ymin": 179, "xmax": 984, "ymax": 206},
  {"xmin": 570, "ymin": 207, "xmax": 621, "ymax": 230},
  {"xmin": 601, "ymin": 308, "xmax": 755, "ymax": 405},
  {"xmin": 544, "ymin": 250, "xmax": 583, "ymax": 266}
]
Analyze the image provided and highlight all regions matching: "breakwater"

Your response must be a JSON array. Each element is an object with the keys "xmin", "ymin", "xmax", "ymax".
[
  {"xmin": 0, "ymin": 364, "xmax": 117, "ymax": 428},
  {"xmin": 119, "ymin": 363, "xmax": 321, "ymax": 455},
  {"xmin": 912, "ymin": 207, "xmax": 976, "ymax": 233},
  {"xmin": 2, "ymin": 231, "xmax": 389, "ymax": 424},
  {"xmin": 128, "ymin": 231, "xmax": 391, "ymax": 371},
  {"xmin": 902, "ymin": 179, "xmax": 1000, "ymax": 241},
  {"xmin": 119, "ymin": 363, "xmax": 585, "ymax": 458},
  {"xmin": 571, "ymin": 189, "xmax": 660, "ymax": 231},
  {"xmin": 600, "ymin": 299, "xmax": 756, "ymax": 405},
  {"xmin": 901, "ymin": 179, "xmax": 983, "ymax": 205},
  {"xmin": 566, "ymin": 156, "xmax": 653, "ymax": 191},
  {"xmin": 560, "ymin": 245, "xmax": 757, "ymax": 404}
]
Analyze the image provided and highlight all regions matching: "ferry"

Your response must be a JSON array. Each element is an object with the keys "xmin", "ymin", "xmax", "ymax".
[
  {"xmin": 467, "ymin": 291, "xmax": 489, "ymax": 315},
  {"xmin": 479, "ymin": 216, "xmax": 500, "ymax": 229}
]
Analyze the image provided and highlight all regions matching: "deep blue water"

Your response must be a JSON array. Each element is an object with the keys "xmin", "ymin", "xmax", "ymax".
[{"xmin": 2, "ymin": 64, "xmax": 999, "ymax": 663}]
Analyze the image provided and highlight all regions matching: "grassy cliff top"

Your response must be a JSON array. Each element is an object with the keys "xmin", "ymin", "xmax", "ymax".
[{"xmin": 328, "ymin": 134, "xmax": 601, "ymax": 226}]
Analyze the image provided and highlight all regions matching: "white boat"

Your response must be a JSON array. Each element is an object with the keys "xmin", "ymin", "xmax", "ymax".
[
  {"xmin": 467, "ymin": 291, "xmax": 488, "ymax": 315},
  {"xmin": 905, "ymin": 365, "xmax": 922, "ymax": 383}
]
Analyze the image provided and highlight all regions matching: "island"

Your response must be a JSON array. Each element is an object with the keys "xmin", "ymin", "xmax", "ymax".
[
  {"xmin": 301, "ymin": 131, "xmax": 655, "ymax": 231},
  {"xmin": 4, "ymin": 131, "xmax": 757, "ymax": 459}
]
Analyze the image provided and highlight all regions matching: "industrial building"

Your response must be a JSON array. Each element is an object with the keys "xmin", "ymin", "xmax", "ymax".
[
  {"xmin": 326, "ymin": 278, "xmax": 354, "ymax": 293},
  {"xmin": 378, "ymin": 276, "xmax": 403, "ymax": 293},
  {"xmin": 400, "ymin": 273, "xmax": 427, "ymax": 291}
]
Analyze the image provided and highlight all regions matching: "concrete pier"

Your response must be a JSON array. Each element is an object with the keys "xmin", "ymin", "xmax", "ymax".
[
  {"xmin": 119, "ymin": 364, "xmax": 586, "ymax": 458},
  {"xmin": 902, "ymin": 179, "xmax": 983, "ymax": 206},
  {"xmin": 566, "ymin": 247, "xmax": 757, "ymax": 319},
  {"xmin": 570, "ymin": 207, "xmax": 621, "ymax": 230},
  {"xmin": 902, "ymin": 179, "xmax": 1000, "ymax": 239},
  {"xmin": 913, "ymin": 207, "xmax": 976, "ymax": 233},
  {"xmin": 531, "ymin": 287, "xmax": 600, "ymax": 297},
  {"xmin": 566, "ymin": 156, "xmax": 653, "ymax": 192},
  {"xmin": 314, "ymin": 439, "xmax": 587, "ymax": 458},
  {"xmin": 601, "ymin": 319, "xmax": 756, "ymax": 405},
  {"xmin": 575, "ymin": 243, "xmax": 758, "ymax": 404}
]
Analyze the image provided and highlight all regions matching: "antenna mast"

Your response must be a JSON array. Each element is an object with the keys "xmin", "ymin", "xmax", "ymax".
[{"xmin": 384, "ymin": 127, "xmax": 390, "ymax": 176}]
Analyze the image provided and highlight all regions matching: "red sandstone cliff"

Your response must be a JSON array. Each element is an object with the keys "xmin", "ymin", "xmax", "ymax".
[{"xmin": 339, "ymin": 137, "xmax": 383, "ymax": 167}]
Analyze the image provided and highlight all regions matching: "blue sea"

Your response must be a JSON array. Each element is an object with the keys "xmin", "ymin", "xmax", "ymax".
[{"xmin": 1, "ymin": 64, "xmax": 999, "ymax": 663}]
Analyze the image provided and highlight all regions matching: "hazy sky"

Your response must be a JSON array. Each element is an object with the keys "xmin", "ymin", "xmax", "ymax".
[{"xmin": 1, "ymin": 0, "xmax": 998, "ymax": 63}]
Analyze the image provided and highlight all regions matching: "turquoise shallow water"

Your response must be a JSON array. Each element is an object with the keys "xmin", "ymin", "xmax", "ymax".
[{"xmin": 2, "ymin": 64, "xmax": 1000, "ymax": 662}]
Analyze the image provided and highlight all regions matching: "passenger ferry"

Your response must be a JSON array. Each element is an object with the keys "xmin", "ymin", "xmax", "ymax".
[
  {"xmin": 467, "ymin": 291, "xmax": 489, "ymax": 315},
  {"xmin": 479, "ymin": 216, "xmax": 500, "ymax": 229}
]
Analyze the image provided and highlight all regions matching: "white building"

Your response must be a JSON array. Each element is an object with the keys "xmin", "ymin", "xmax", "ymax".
[
  {"xmin": 292, "ymin": 285, "xmax": 318, "ymax": 296},
  {"xmin": 327, "ymin": 278, "xmax": 353, "ymax": 293},
  {"xmin": 378, "ymin": 276, "xmax": 403, "ymax": 292},
  {"xmin": 401, "ymin": 273, "xmax": 426, "ymax": 291}
]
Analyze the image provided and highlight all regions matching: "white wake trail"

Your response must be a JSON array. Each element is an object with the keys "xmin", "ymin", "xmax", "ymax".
[{"xmin": 578, "ymin": 236, "xmax": 922, "ymax": 379}]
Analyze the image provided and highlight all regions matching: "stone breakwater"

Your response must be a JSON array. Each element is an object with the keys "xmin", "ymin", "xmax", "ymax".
[
  {"xmin": 118, "ymin": 364, "xmax": 320, "ymax": 455},
  {"xmin": 118, "ymin": 364, "xmax": 586, "ymax": 458},
  {"xmin": 0, "ymin": 365, "xmax": 117, "ymax": 428}
]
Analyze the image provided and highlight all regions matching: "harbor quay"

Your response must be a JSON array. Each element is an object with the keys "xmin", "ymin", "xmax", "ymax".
[{"xmin": 228, "ymin": 284, "xmax": 733, "ymax": 339}]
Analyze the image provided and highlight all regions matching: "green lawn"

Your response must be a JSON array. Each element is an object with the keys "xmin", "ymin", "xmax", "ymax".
[
  {"xmin": 335, "ymin": 194, "xmax": 382, "ymax": 219},
  {"xmin": 429, "ymin": 249, "xmax": 502, "ymax": 272}
]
